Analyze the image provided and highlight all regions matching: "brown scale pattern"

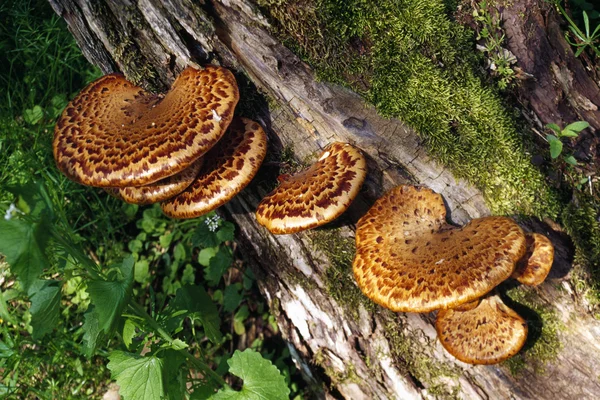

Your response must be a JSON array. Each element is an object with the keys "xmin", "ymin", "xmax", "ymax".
[
  {"xmin": 255, "ymin": 142, "xmax": 367, "ymax": 234},
  {"xmin": 53, "ymin": 66, "xmax": 239, "ymax": 187},
  {"xmin": 512, "ymin": 232, "xmax": 554, "ymax": 286},
  {"xmin": 106, "ymin": 158, "xmax": 203, "ymax": 205},
  {"xmin": 353, "ymin": 185, "xmax": 526, "ymax": 313},
  {"xmin": 435, "ymin": 295, "xmax": 528, "ymax": 365},
  {"xmin": 161, "ymin": 117, "xmax": 267, "ymax": 218}
]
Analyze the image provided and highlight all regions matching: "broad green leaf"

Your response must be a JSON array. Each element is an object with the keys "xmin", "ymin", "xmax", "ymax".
[
  {"xmin": 206, "ymin": 246, "xmax": 233, "ymax": 287},
  {"xmin": 547, "ymin": 137, "xmax": 563, "ymax": 159},
  {"xmin": 134, "ymin": 259, "xmax": 150, "ymax": 283},
  {"xmin": 82, "ymin": 305, "xmax": 102, "ymax": 357},
  {"xmin": 564, "ymin": 155, "xmax": 578, "ymax": 166},
  {"xmin": 169, "ymin": 339, "xmax": 188, "ymax": 350},
  {"xmin": 7, "ymin": 181, "xmax": 53, "ymax": 218},
  {"xmin": 174, "ymin": 242, "xmax": 186, "ymax": 261},
  {"xmin": 0, "ymin": 218, "xmax": 51, "ymax": 292},
  {"xmin": 171, "ymin": 285, "xmax": 222, "ymax": 343},
  {"xmin": 123, "ymin": 319, "xmax": 136, "ymax": 349},
  {"xmin": 216, "ymin": 222, "xmax": 235, "ymax": 244},
  {"xmin": 560, "ymin": 129, "xmax": 580, "ymax": 138},
  {"xmin": 191, "ymin": 222, "xmax": 219, "ymax": 248},
  {"xmin": 108, "ymin": 351, "xmax": 164, "ymax": 400},
  {"xmin": 564, "ymin": 121, "xmax": 590, "ymax": 133},
  {"xmin": 233, "ymin": 306, "xmax": 249, "ymax": 336},
  {"xmin": 223, "ymin": 285, "xmax": 243, "ymax": 313},
  {"xmin": 212, "ymin": 349, "xmax": 290, "ymax": 400},
  {"xmin": 0, "ymin": 339, "xmax": 15, "ymax": 358},
  {"xmin": 545, "ymin": 123, "xmax": 561, "ymax": 135},
  {"xmin": 162, "ymin": 350, "xmax": 187, "ymax": 400},
  {"xmin": 29, "ymin": 280, "xmax": 61, "ymax": 339},
  {"xmin": 23, "ymin": 105, "xmax": 43, "ymax": 125},
  {"xmin": 87, "ymin": 256, "xmax": 134, "ymax": 334},
  {"xmin": 198, "ymin": 247, "xmax": 218, "ymax": 267}
]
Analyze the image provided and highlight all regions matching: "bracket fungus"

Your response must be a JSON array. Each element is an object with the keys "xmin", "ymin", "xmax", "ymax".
[
  {"xmin": 353, "ymin": 185, "xmax": 526, "ymax": 313},
  {"xmin": 512, "ymin": 232, "xmax": 555, "ymax": 286},
  {"xmin": 53, "ymin": 66, "xmax": 239, "ymax": 187},
  {"xmin": 106, "ymin": 158, "xmax": 204, "ymax": 205},
  {"xmin": 435, "ymin": 294, "xmax": 528, "ymax": 365},
  {"xmin": 255, "ymin": 142, "xmax": 367, "ymax": 234},
  {"xmin": 161, "ymin": 118, "xmax": 267, "ymax": 218}
]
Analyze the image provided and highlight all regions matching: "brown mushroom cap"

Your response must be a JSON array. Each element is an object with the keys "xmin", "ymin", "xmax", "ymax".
[
  {"xmin": 106, "ymin": 158, "xmax": 204, "ymax": 205},
  {"xmin": 53, "ymin": 66, "xmax": 239, "ymax": 187},
  {"xmin": 161, "ymin": 117, "xmax": 267, "ymax": 218},
  {"xmin": 435, "ymin": 294, "xmax": 528, "ymax": 364},
  {"xmin": 353, "ymin": 185, "xmax": 526, "ymax": 313},
  {"xmin": 255, "ymin": 142, "xmax": 367, "ymax": 234},
  {"xmin": 512, "ymin": 232, "xmax": 554, "ymax": 286}
]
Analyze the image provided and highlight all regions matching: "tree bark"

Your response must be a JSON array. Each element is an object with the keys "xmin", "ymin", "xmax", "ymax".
[{"xmin": 48, "ymin": 0, "xmax": 600, "ymax": 398}]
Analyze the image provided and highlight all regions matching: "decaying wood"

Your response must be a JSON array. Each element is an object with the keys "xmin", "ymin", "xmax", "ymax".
[{"xmin": 48, "ymin": 0, "xmax": 600, "ymax": 398}]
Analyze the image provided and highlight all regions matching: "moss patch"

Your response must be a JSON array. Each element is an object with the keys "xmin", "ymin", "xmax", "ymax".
[
  {"xmin": 503, "ymin": 285, "xmax": 564, "ymax": 374},
  {"xmin": 256, "ymin": 0, "xmax": 560, "ymax": 218},
  {"xmin": 309, "ymin": 228, "xmax": 377, "ymax": 316}
]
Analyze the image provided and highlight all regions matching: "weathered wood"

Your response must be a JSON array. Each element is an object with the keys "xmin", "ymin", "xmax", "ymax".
[{"xmin": 48, "ymin": 0, "xmax": 600, "ymax": 398}]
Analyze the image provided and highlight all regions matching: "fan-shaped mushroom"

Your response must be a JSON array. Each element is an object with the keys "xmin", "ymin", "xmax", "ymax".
[
  {"xmin": 512, "ymin": 232, "xmax": 554, "ymax": 286},
  {"xmin": 256, "ymin": 142, "xmax": 367, "ymax": 234},
  {"xmin": 353, "ymin": 185, "xmax": 526, "ymax": 313},
  {"xmin": 435, "ymin": 294, "xmax": 528, "ymax": 364},
  {"xmin": 106, "ymin": 158, "xmax": 203, "ymax": 205},
  {"xmin": 161, "ymin": 118, "xmax": 267, "ymax": 218},
  {"xmin": 54, "ymin": 66, "xmax": 239, "ymax": 187}
]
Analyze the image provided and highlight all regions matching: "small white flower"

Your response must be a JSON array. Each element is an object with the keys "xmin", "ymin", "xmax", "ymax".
[
  {"xmin": 211, "ymin": 109, "xmax": 222, "ymax": 122},
  {"xmin": 205, "ymin": 214, "xmax": 221, "ymax": 232},
  {"xmin": 4, "ymin": 203, "xmax": 21, "ymax": 221}
]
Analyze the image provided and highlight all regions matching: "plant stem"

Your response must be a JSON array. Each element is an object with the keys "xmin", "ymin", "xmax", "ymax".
[
  {"xmin": 128, "ymin": 301, "xmax": 228, "ymax": 388},
  {"xmin": 49, "ymin": 226, "xmax": 103, "ymax": 280}
]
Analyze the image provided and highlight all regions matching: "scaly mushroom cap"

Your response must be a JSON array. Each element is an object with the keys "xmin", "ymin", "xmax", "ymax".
[
  {"xmin": 353, "ymin": 185, "xmax": 526, "ymax": 313},
  {"xmin": 161, "ymin": 117, "xmax": 267, "ymax": 218},
  {"xmin": 53, "ymin": 66, "xmax": 239, "ymax": 187},
  {"xmin": 512, "ymin": 232, "xmax": 554, "ymax": 286},
  {"xmin": 436, "ymin": 294, "xmax": 528, "ymax": 364},
  {"xmin": 106, "ymin": 158, "xmax": 204, "ymax": 205},
  {"xmin": 255, "ymin": 142, "xmax": 367, "ymax": 234}
]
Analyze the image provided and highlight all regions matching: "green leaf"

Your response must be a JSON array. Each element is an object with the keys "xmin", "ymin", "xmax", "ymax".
[
  {"xmin": 564, "ymin": 155, "xmax": 578, "ymax": 166},
  {"xmin": 223, "ymin": 285, "xmax": 243, "ymax": 313},
  {"xmin": 560, "ymin": 129, "xmax": 580, "ymax": 138},
  {"xmin": 82, "ymin": 305, "xmax": 102, "ymax": 357},
  {"xmin": 216, "ymin": 222, "xmax": 235, "ymax": 244},
  {"xmin": 7, "ymin": 181, "xmax": 53, "ymax": 218},
  {"xmin": 233, "ymin": 305, "xmax": 249, "ymax": 335},
  {"xmin": 547, "ymin": 136, "xmax": 563, "ymax": 159},
  {"xmin": 108, "ymin": 351, "xmax": 164, "ymax": 400},
  {"xmin": 123, "ymin": 319, "xmax": 136, "ymax": 349},
  {"xmin": 29, "ymin": 280, "xmax": 61, "ymax": 339},
  {"xmin": 191, "ymin": 222, "xmax": 219, "ymax": 248},
  {"xmin": 0, "ymin": 218, "xmax": 51, "ymax": 292},
  {"xmin": 169, "ymin": 339, "xmax": 188, "ymax": 351},
  {"xmin": 87, "ymin": 256, "xmax": 134, "ymax": 334},
  {"xmin": 212, "ymin": 349, "xmax": 290, "ymax": 400},
  {"xmin": 198, "ymin": 247, "xmax": 218, "ymax": 267},
  {"xmin": 23, "ymin": 105, "xmax": 43, "ymax": 125},
  {"xmin": 174, "ymin": 242, "xmax": 186, "ymax": 261},
  {"xmin": 564, "ymin": 121, "xmax": 590, "ymax": 133},
  {"xmin": 545, "ymin": 123, "xmax": 562, "ymax": 135},
  {"xmin": 134, "ymin": 259, "xmax": 150, "ymax": 283},
  {"xmin": 206, "ymin": 246, "xmax": 233, "ymax": 287},
  {"xmin": 162, "ymin": 350, "xmax": 188, "ymax": 400},
  {"xmin": 171, "ymin": 285, "xmax": 222, "ymax": 343}
]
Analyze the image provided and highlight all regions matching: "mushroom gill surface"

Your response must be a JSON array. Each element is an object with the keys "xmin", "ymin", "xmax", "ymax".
[
  {"xmin": 161, "ymin": 117, "xmax": 267, "ymax": 218},
  {"xmin": 436, "ymin": 294, "xmax": 528, "ymax": 364},
  {"xmin": 53, "ymin": 66, "xmax": 239, "ymax": 187},
  {"xmin": 106, "ymin": 158, "xmax": 203, "ymax": 205},
  {"xmin": 512, "ymin": 232, "xmax": 554, "ymax": 286},
  {"xmin": 256, "ymin": 142, "xmax": 367, "ymax": 234},
  {"xmin": 353, "ymin": 185, "xmax": 526, "ymax": 313}
]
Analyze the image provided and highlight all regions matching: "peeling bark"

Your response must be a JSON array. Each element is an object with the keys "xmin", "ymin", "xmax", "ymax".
[{"xmin": 48, "ymin": 0, "xmax": 600, "ymax": 398}]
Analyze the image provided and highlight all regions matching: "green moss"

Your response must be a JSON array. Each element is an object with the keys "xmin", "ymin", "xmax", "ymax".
[
  {"xmin": 309, "ymin": 229, "xmax": 377, "ymax": 316},
  {"xmin": 256, "ymin": 0, "xmax": 561, "ymax": 218},
  {"xmin": 503, "ymin": 286, "xmax": 564, "ymax": 374},
  {"xmin": 383, "ymin": 315, "xmax": 461, "ymax": 398},
  {"xmin": 312, "ymin": 349, "xmax": 361, "ymax": 385}
]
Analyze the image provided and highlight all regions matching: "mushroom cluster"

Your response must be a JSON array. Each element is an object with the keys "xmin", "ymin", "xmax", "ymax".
[
  {"xmin": 54, "ymin": 66, "xmax": 267, "ymax": 216},
  {"xmin": 353, "ymin": 185, "xmax": 554, "ymax": 364}
]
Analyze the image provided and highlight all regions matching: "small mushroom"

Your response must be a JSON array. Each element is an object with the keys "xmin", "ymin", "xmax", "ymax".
[
  {"xmin": 353, "ymin": 185, "xmax": 526, "ymax": 313},
  {"xmin": 512, "ymin": 232, "xmax": 554, "ymax": 286},
  {"xmin": 53, "ymin": 66, "xmax": 239, "ymax": 187},
  {"xmin": 255, "ymin": 142, "xmax": 367, "ymax": 234},
  {"xmin": 106, "ymin": 158, "xmax": 203, "ymax": 205},
  {"xmin": 435, "ymin": 294, "xmax": 528, "ymax": 364},
  {"xmin": 161, "ymin": 118, "xmax": 267, "ymax": 218}
]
